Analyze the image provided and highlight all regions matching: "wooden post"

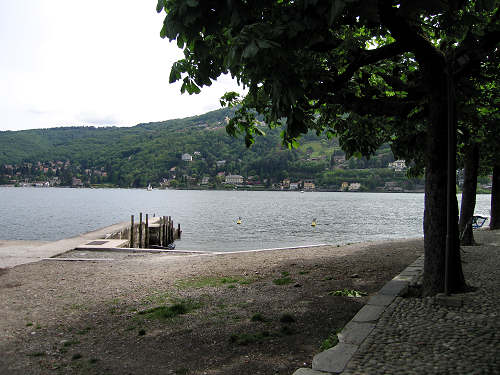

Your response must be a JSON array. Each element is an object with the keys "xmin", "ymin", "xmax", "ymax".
[
  {"xmin": 177, "ymin": 223, "xmax": 181, "ymax": 239},
  {"xmin": 130, "ymin": 215, "xmax": 134, "ymax": 248},
  {"xmin": 163, "ymin": 216, "xmax": 168, "ymax": 246},
  {"xmin": 138, "ymin": 212, "xmax": 143, "ymax": 248},
  {"xmin": 145, "ymin": 214, "xmax": 149, "ymax": 248},
  {"xmin": 159, "ymin": 216, "xmax": 163, "ymax": 247},
  {"xmin": 165, "ymin": 217, "xmax": 170, "ymax": 245},
  {"xmin": 169, "ymin": 217, "xmax": 173, "ymax": 244},
  {"xmin": 168, "ymin": 217, "xmax": 172, "ymax": 245}
]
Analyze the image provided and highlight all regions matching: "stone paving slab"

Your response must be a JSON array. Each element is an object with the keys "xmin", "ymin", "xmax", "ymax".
[
  {"xmin": 378, "ymin": 279, "xmax": 409, "ymax": 296},
  {"xmin": 352, "ymin": 305, "xmax": 386, "ymax": 323},
  {"xmin": 292, "ymin": 368, "xmax": 330, "ymax": 375},
  {"xmin": 366, "ymin": 294, "xmax": 396, "ymax": 306},
  {"xmin": 338, "ymin": 322, "xmax": 375, "ymax": 345},
  {"xmin": 312, "ymin": 343, "xmax": 358, "ymax": 374}
]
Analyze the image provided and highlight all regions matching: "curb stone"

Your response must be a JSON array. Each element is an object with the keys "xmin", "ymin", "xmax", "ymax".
[{"xmin": 292, "ymin": 255, "xmax": 424, "ymax": 375}]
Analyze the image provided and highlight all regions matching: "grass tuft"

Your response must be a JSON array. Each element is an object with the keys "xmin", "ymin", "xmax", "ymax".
[
  {"xmin": 138, "ymin": 300, "xmax": 201, "ymax": 320},
  {"xmin": 273, "ymin": 276, "xmax": 293, "ymax": 285},
  {"xmin": 320, "ymin": 332, "xmax": 339, "ymax": 351}
]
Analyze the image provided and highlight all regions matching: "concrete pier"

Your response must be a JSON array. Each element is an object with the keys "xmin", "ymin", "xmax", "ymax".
[{"xmin": 0, "ymin": 221, "xmax": 128, "ymax": 268}]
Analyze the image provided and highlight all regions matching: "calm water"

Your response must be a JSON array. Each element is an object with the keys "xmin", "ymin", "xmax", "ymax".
[{"xmin": 0, "ymin": 187, "xmax": 492, "ymax": 251}]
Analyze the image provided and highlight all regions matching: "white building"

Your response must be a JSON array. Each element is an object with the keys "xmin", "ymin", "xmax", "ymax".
[
  {"xmin": 225, "ymin": 175, "xmax": 243, "ymax": 184},
  {"xmin": 181, "ymin": 153, "xmax": 193, "ymax": 162},
  {"xmin": 388, "ymin": 160, "xmax": 406, "ymax": 171},
  {"xmin": 348, "ymin": 182, "xmax": 361, "ymax": 191}
]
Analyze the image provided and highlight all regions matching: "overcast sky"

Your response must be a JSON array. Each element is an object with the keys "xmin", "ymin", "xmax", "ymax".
[{"xmin": 0, "ymin": 0, "xmax": 243, "ymax": 132}]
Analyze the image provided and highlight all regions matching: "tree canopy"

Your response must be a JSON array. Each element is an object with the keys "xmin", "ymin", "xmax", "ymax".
[{"xmin": 157, "ymin": 0, "xmax": 500, "ymax": 295}]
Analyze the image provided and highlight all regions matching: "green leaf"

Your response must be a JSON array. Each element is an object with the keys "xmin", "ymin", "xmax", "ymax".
[{"xmin": 156, "ymin": 0, "xmax": 165, "ymax": 13}]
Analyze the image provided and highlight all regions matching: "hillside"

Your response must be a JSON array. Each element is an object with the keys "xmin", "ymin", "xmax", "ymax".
[{"xmin": 0, "ymin": 108, "xmax": 420, "ymax": 191}]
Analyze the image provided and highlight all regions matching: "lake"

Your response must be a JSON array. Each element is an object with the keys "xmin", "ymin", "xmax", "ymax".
[{"xmin": 0, "ymin": 187, "xmax": 492, "ymax": 252}]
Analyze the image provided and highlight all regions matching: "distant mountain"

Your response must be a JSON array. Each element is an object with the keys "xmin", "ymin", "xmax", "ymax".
[{"xmin": 0, "ymin": 107, "xmax": 415, "ymax": 190}]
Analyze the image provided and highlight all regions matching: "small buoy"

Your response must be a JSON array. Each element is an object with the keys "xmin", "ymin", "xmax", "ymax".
[
  {"xmin": 311, "ymin": 218, "xmax": 317, "ymax": 227},
  {"xmin": 237, "ymin": 217, "xmax": 242, "ymax": 225}
]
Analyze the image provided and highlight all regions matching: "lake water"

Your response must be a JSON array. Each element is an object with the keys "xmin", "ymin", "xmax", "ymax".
[{"xmin": 0, "ymin": 187, "xmax": 492, "ymax": 252}]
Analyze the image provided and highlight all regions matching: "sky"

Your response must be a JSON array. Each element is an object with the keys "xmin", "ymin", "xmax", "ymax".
[{"xmin": 0, "ymin": 0, "xmax": 244, "ymax": 132}]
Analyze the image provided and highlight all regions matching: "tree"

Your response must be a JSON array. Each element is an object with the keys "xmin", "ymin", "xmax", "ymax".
[
  {"xmin": 158, "ymin": 0, "xmax": 500, "ymax": 295},
  {"xmin": 457, "ymin": 54, "xmax": 499, "ymax": 244}
]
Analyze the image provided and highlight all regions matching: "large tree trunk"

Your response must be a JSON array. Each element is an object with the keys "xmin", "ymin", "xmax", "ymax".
[
  {"xmin": 422, "ymin": 76, "xmax": 466, "ymax": 296},
  {"xmin": 459, "ymin": 143, "xmax": 479, "ymax": 245},
  {"xmin": 490, "ymin": 164, "xmax": 500, "ymax": 229}
]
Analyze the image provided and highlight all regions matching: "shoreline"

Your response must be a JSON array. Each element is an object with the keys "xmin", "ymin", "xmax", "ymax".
[{"xmin": 2, "ymin": 184, "xmax": 493, "ymax": 194}]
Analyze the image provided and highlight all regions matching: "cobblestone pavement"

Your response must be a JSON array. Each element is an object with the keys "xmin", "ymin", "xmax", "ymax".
[{"xmin": 342, "ymin": 230, "xmax": 500, "ymax": 375}]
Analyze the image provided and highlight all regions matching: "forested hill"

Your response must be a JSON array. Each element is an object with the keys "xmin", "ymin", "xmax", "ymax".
[
  {"xmin": 0, "ymin": 108, "xmax": 413, "ymax": 190},
  {"xmin": 0, "ymin": 107, "xmax": 237, "ymax": 165}
]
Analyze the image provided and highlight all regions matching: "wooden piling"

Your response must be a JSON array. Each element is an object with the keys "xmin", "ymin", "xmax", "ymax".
[
  {"xmin": 159, "ymin": 216, "xmax": 163, "ymax": 247},
  {"xmin": 169, "ymin": 217, "xmax": 173, "ymax": 244},
  {"xmin": 130, "ymin": 215, "xmax": 134, "ymax": 248},
  {"xmin": 163, "ymin": 216, "xmax": 168, "ymax": 246},
  {"xmin": 167, "ymin": 216, "xmax": 172, "ymax": 245},
  {"xmin": 138, "ymin": 212, "xmax": 143, "ymax": 248},
  {"xmin": 177, "ymin": 223, "xmax": 181, "ymax": 239},
  {"xmin": 145, "ymin": 214, "xmax": 149, "ymax": 248}
]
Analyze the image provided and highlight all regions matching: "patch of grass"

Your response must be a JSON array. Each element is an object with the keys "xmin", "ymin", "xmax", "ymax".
[
  {"xmin": 298, "ymin": 271, "xmax": 309, "ymax": 275},
  {"xmin": 250, "ymin": 313, "xmax": 267, "ymax": 322},
  {"xmin": 26, "ymin": 322, "xmax": 33, "ymax": 327},
  {"xmin": 27, "ymin": 351, "xmax": 46, "ymax": 357},
  {"xmin": 175, "ymin": 275, "xmax": 254, "ymax": 289},
  {"xmin": 35, "ymin": 324, "xmax": 42, "ymax": 329},
  {"xmin": 174, "ymin": 368, "xmax": 189, "ymax": 375},
  {"xmin": 88, "ymin": 358, "xmax": 99, "ymax": 364},
  {"xmin": 227, "ymin": 284, "xmax": 236, "ymax": 289},
  {"xmin": 328, "ymin": 289, "xmax": 367, "ymax": 297},
  {"xmin": 71, "ymin": 353, "xmax": 82, "ymax": 360},
  {"xmin": 273, "ymin": 276, "xmax": 294, "ymax": 285},
  {"xmin": 230, "ymin": 331, "xmax": 270, "ymax": 345},
  {"xmin": 280, "ymin": 313, "xmax": 296, "ymax": 324},
  {"xmin": 281, "ymin": 271, "xmax": 290, "ymax": 277},
  {"xmin": 138, "ymin": 300, "xmax": 201, "ymax": 320},
  {"xmin": 323, "ymin": 276, "xmax": 334, "ymax": 281},
  {"xmin": 138, "ymin": 329, "xmax": 146, "ymax": 336},
  {"xmin": 320, "ymin": 332, "xmax": 339, "ymax": 351}
]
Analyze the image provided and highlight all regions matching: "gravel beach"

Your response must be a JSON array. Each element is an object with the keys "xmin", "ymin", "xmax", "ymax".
[{"xmin": 0, "ymin": 238, "xmax": 423, "ymax": 375}]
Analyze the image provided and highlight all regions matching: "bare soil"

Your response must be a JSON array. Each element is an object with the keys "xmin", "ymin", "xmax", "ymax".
[{"xmin": 0, "ymin": 239, "xmax": 423, "ymax": 375}]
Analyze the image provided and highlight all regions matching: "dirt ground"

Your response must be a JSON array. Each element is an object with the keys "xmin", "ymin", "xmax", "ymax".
[{"xmin": 0, "ymin": 239, "xmax": 423, "ymax": 375}]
